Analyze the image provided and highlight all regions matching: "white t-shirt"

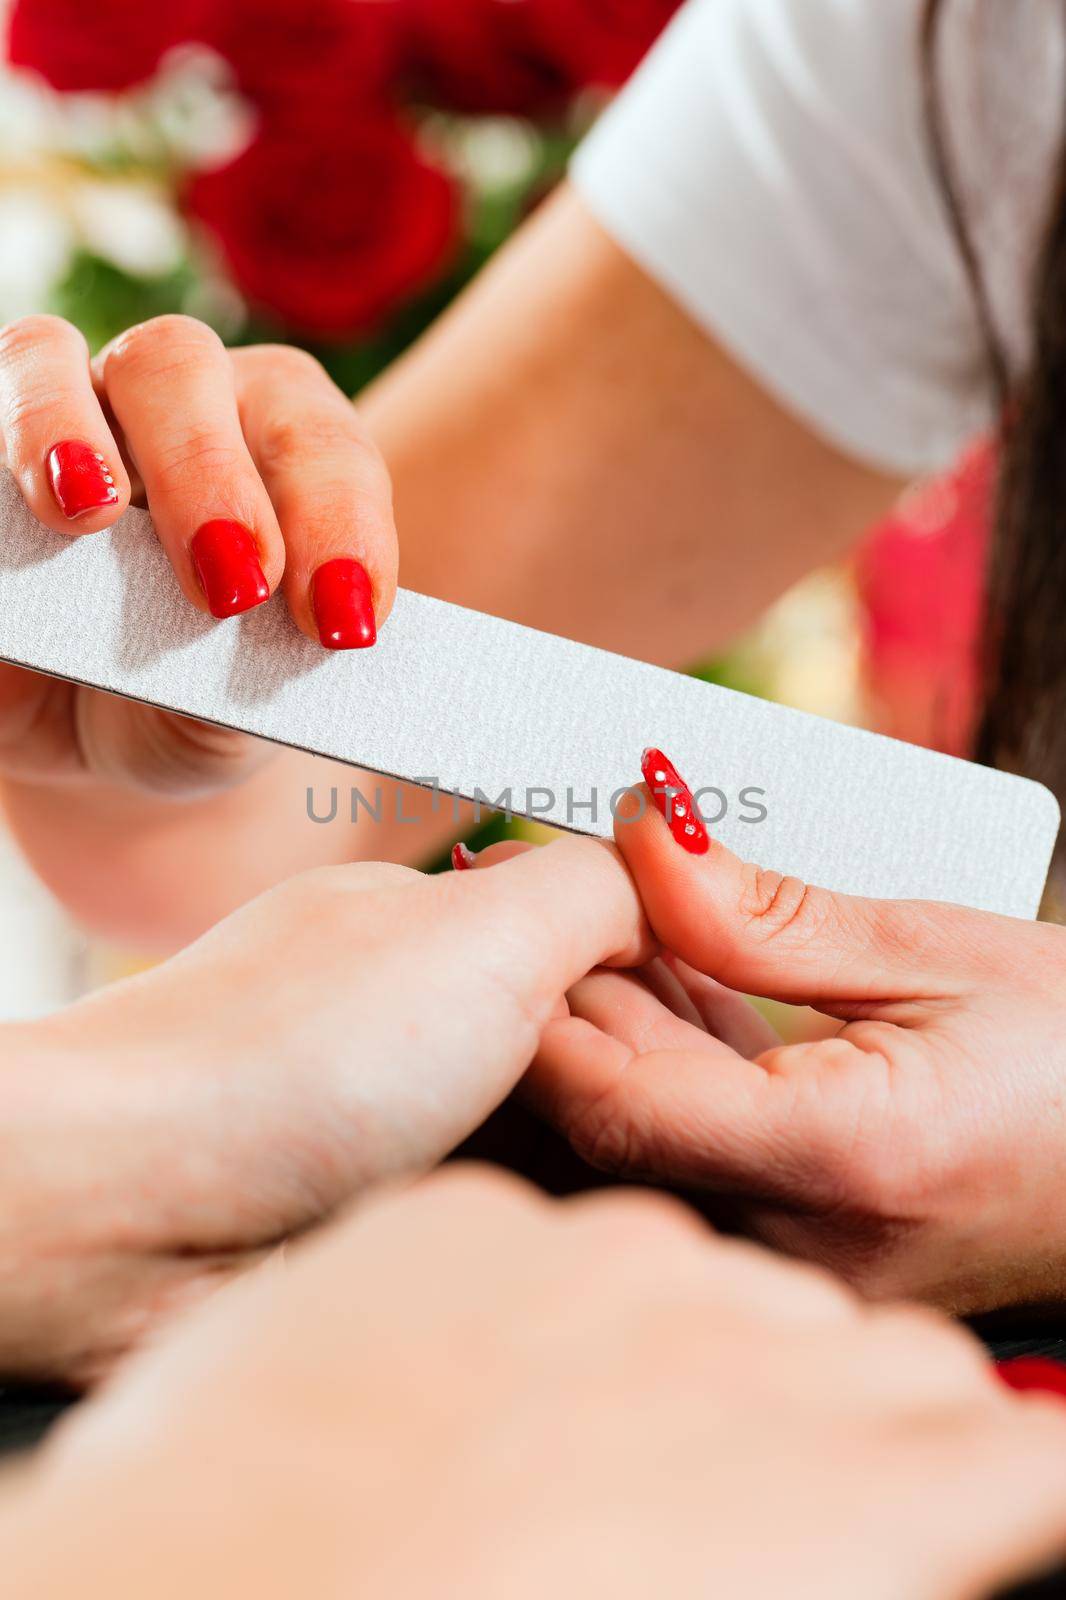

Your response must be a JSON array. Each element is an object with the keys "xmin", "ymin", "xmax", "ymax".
[{"xmin": 571, "ymin": 0, "xmax": 1065, "ymax": 478}]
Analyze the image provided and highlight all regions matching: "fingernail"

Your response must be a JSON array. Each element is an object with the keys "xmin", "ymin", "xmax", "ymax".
[
  {"xmin": 452, "ymin": 842, "xmax": 477, "ymax": 872},
  {"xmin": 997, "ymin": 1357, "xmax": 1066, "ymax": 1402},
  {"xmin": 191, "ymin": 520, "xmax": 270, "ymax": 619},
  {"xmin": 312, "ymin": 558, "xmax": 376, "ymax": 650},
  {"xmin": 641, "ymin": 747, "xmax": 710, "ymax": 856},
  {"xmin": 46, "ymin": 440, "xmax": 118, "ymax": 519}
]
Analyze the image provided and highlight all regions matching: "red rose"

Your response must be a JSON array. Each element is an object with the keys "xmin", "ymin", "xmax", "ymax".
[
  {"xmin": 199, "ymin": 0, "xmax": 401, "ymax": 117},
  {"xmin": 530, "ymin": 0, "xmax": 681, "ymax": 88},
  {"xmin": 185, "ymin": 117, "xmax": 459, "ymax": 338},
  {"xmin": 404, "ymin": 0, "xmax": 569, "ymax": 115},
  {"xmin": 7, "ymin": 0, "xmax": 202, "ymax": 92}
]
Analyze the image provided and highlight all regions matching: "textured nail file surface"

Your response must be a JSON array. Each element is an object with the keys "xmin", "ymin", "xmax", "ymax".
[{"xmin": 0, "ymin": 472, "xmax": 1057, "ymax": 918}]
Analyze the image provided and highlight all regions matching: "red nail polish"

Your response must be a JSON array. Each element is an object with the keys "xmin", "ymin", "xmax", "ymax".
[
  {"xmin": 47, "ymin": 440, "xmax": 118, "ymax": 519},
  {"xmin": 997, "ymin": 1357, "xmax": 1066, "ymax": 1402},
  {"xmin": 452, "ymin": 842, "xmax": 476, "ymax": 872},
  {"xmin": 191, "ymin": 520, "xmax": 269, "ymax": 619},
  {"xmin": 641, "ymin": 747, "xmax": 710, "ymax": 856},
  {"xmin": 312, "ymin": 559, "xmax": 376, "ymax": 650}
]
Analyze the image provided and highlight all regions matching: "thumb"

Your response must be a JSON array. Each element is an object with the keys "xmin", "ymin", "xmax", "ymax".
[{"xmin": 614, "ymin": 748, "xmax": 1010, "ymax": 1014}]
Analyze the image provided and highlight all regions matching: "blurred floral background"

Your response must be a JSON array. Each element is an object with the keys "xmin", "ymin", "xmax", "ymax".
[{"xmin": 0, "ymin": 0, "xmax": 989, "ymax": 1023}]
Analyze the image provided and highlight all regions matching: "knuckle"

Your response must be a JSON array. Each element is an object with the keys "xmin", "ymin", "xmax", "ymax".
[
  {"xmin": 734, "ymin": 1235, "xmax": 861, "ymax": 1318},
  {"xmin": 868, "ymin": 1303, "xmax": 988, "ymax": 1381},
  {"xmin": 276, "ymin": 864, "xmax": 357, "ymax": 912},
  {"xmin": 739, "ymin": 865, "xmax": 825, "ymax": 944},
  {"xmin": 157, "ymin": 424, "xmax": 248, "ymax": 480},
  {"xmin": 246, "ymin": 343, "xmax": 327, "ymax": 383},
  {"xmin": 2, "ymin": 387, "xmax": 69, "ymax": 436},
  {"xmin": 256, "ymin": 408, "xmax": 372, "ymax": 475},
  {"xmin": 104, "ymin": 315, "xmax": 223, "ymax": 381},
  {"xmin": 0, "ymin": 314, "xmax": 85, "ymax": 367},
  {"xmin": 416, "ymin": 1162, "xmax": 545, "ymax": 1219},
  {"xmin": 274, "ymin": 861, "xmax": 418, "ymax": 920},
  {"xmin": 570, "ymin": 1188, "xmax": 704, "ymax": 1250}
]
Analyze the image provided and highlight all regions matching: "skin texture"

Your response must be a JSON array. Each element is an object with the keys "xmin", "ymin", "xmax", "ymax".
[
  {"xmin": 0, "ymin": 188, "xmax": 904, "ymax": 950},
  {"xmin": 3, "ymin": 1168, "xmax": 1066, "ymax": 1600},
  {"xmin": 0, "ymin": 837, "xmax": 650, "ymax": 1384},
  {"xmin": 513, "ymin": 785, "xmax": 1066, "ymax": 1315}
]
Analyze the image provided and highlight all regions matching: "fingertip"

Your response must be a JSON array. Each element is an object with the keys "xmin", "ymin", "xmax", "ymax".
[
  {"xmin": 612, "ymin": 781, "xmax": 646, "ymax": 833},
  {"xmin": 458, "ymin": 835, "xmax": 652, "ymax": 978},
  {"xmin": 611, "ymin": 760, "xmax": 756, "ymax": 985},
  {"xmin": 468, "ymin": 840, "xmax": 535, "ymax": 870},
  {"xmin": 367, "ymin": 545, "xmax": 399, "ymax": 631},
  {"xmin": 309, "ymin": 557, "xmax": 378, "ymax": 651},
  {"xmin": 189, "ymin": 518, "xmax": 273, "ymax": 620},
  {"xmin": 640, "ymin": 747, "xmax": 711, "ymax": 854},
  {"xmin": 452, "ymin": 841, "xmax": 477, "ymax": 872},
  {"xmin": 613, "ymin": 776, "xmax": 700, "ymax": 882},
  {"xmin": 21, "ymin": 440, "xmax": 130, "ymax": 538}
]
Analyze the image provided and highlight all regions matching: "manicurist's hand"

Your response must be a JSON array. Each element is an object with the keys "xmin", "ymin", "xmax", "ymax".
[
  {"xmin": 529, "ymin": 750, "xmax": 1066, "ymax": 1316},
  {"xmin": 6, "ymin": 1167, "xmax": 1066, "ymax": 1600},
  {"xmin": 0, "ymin": 837, "xmax": 648, "ymax": 1385},
  {"xmin": 0, "ymin": 315, "xmax": 395, "ymax": 796}
]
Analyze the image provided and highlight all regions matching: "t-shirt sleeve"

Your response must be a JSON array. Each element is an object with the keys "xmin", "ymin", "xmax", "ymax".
[{"xmin": 570, "ymin": 0, "xmax": 996, "ymax": 478}]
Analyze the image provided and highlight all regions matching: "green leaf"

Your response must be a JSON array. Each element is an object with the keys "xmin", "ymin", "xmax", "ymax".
[{"xmin": 47, "ymin": 250, "xmax": 201, "ymax": 355}]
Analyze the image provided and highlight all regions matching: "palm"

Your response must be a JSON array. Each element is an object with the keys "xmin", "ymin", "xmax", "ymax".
[{"xmin": 534, "ymin": 956, "xmax": 1062, "ymax": 1311}]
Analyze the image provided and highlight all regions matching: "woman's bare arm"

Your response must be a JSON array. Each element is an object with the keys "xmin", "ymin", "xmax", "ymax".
[{"xmin": 371, "ymin": 185, "xmax": 904, "ymax": 661}]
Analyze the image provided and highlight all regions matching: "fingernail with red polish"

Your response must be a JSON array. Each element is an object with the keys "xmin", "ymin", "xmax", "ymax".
[
  {"xmin": 997, "ymin": 1358, "xmax": 1066, "ymax": 1401},
  {"xmin": 452, "ymin": 842, "xmax": 477, "ymax": 872},
  {"xmin": 47, "ymin": 440, "xmax": 118, "ymax": 519},
  {"xmin": 641, "ymin": 747, "xmax": 710, "ymax": 856},
  {"xmin": 312, "ymin": 559, "xmax": 376, "ymax": 650},
  {"xmin": 191, "ymin": 520, "xmax": 270, "ymax": 619}
]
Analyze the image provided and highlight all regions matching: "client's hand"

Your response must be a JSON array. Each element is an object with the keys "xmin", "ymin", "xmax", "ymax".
[
  {"xmin": 531, "ymin": 751, "xmax": 1066, "ymax": 1315},
  {"xmin": 1, "ymin": 839, "xmax": 647, "ymax": 1383},
  {"xmin": 5, "ymin": 1169, "xmax": 1066, "ymax": 1600},
  {"xmin": 0, "ymin": 317, "xmax": 394, "ymax": 797}
]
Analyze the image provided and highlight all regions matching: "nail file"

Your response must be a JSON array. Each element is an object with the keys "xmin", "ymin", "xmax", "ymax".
[{"xmin": 0, "ymin": 471, "xmax": 1057, "ymax": 918}]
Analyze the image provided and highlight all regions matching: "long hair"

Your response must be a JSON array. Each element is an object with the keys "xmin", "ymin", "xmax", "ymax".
[{"xmin": 921, "ymin": 1, "xmax": 1066, "ymax": 841}]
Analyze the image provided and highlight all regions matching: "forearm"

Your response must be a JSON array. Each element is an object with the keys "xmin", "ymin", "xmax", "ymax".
[{"xmin": 365, "ymin": 186, "xmax": 905, "ymax": 664}]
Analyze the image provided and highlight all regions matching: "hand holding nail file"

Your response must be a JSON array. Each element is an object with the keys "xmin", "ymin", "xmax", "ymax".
[{"xmin": 0, "ymin": 469, "xmax": 1057, "ymax": 918}]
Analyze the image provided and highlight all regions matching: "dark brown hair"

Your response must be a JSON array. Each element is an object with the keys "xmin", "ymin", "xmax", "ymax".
[{"xmin": 922, "ymin": 1, "xmax": 1066, "ymax": 846}]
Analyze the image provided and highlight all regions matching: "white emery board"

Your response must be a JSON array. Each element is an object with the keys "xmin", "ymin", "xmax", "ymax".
[{"xmin": 0, "ymin": 470, "xmax": 1057, "ymax": 919}]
